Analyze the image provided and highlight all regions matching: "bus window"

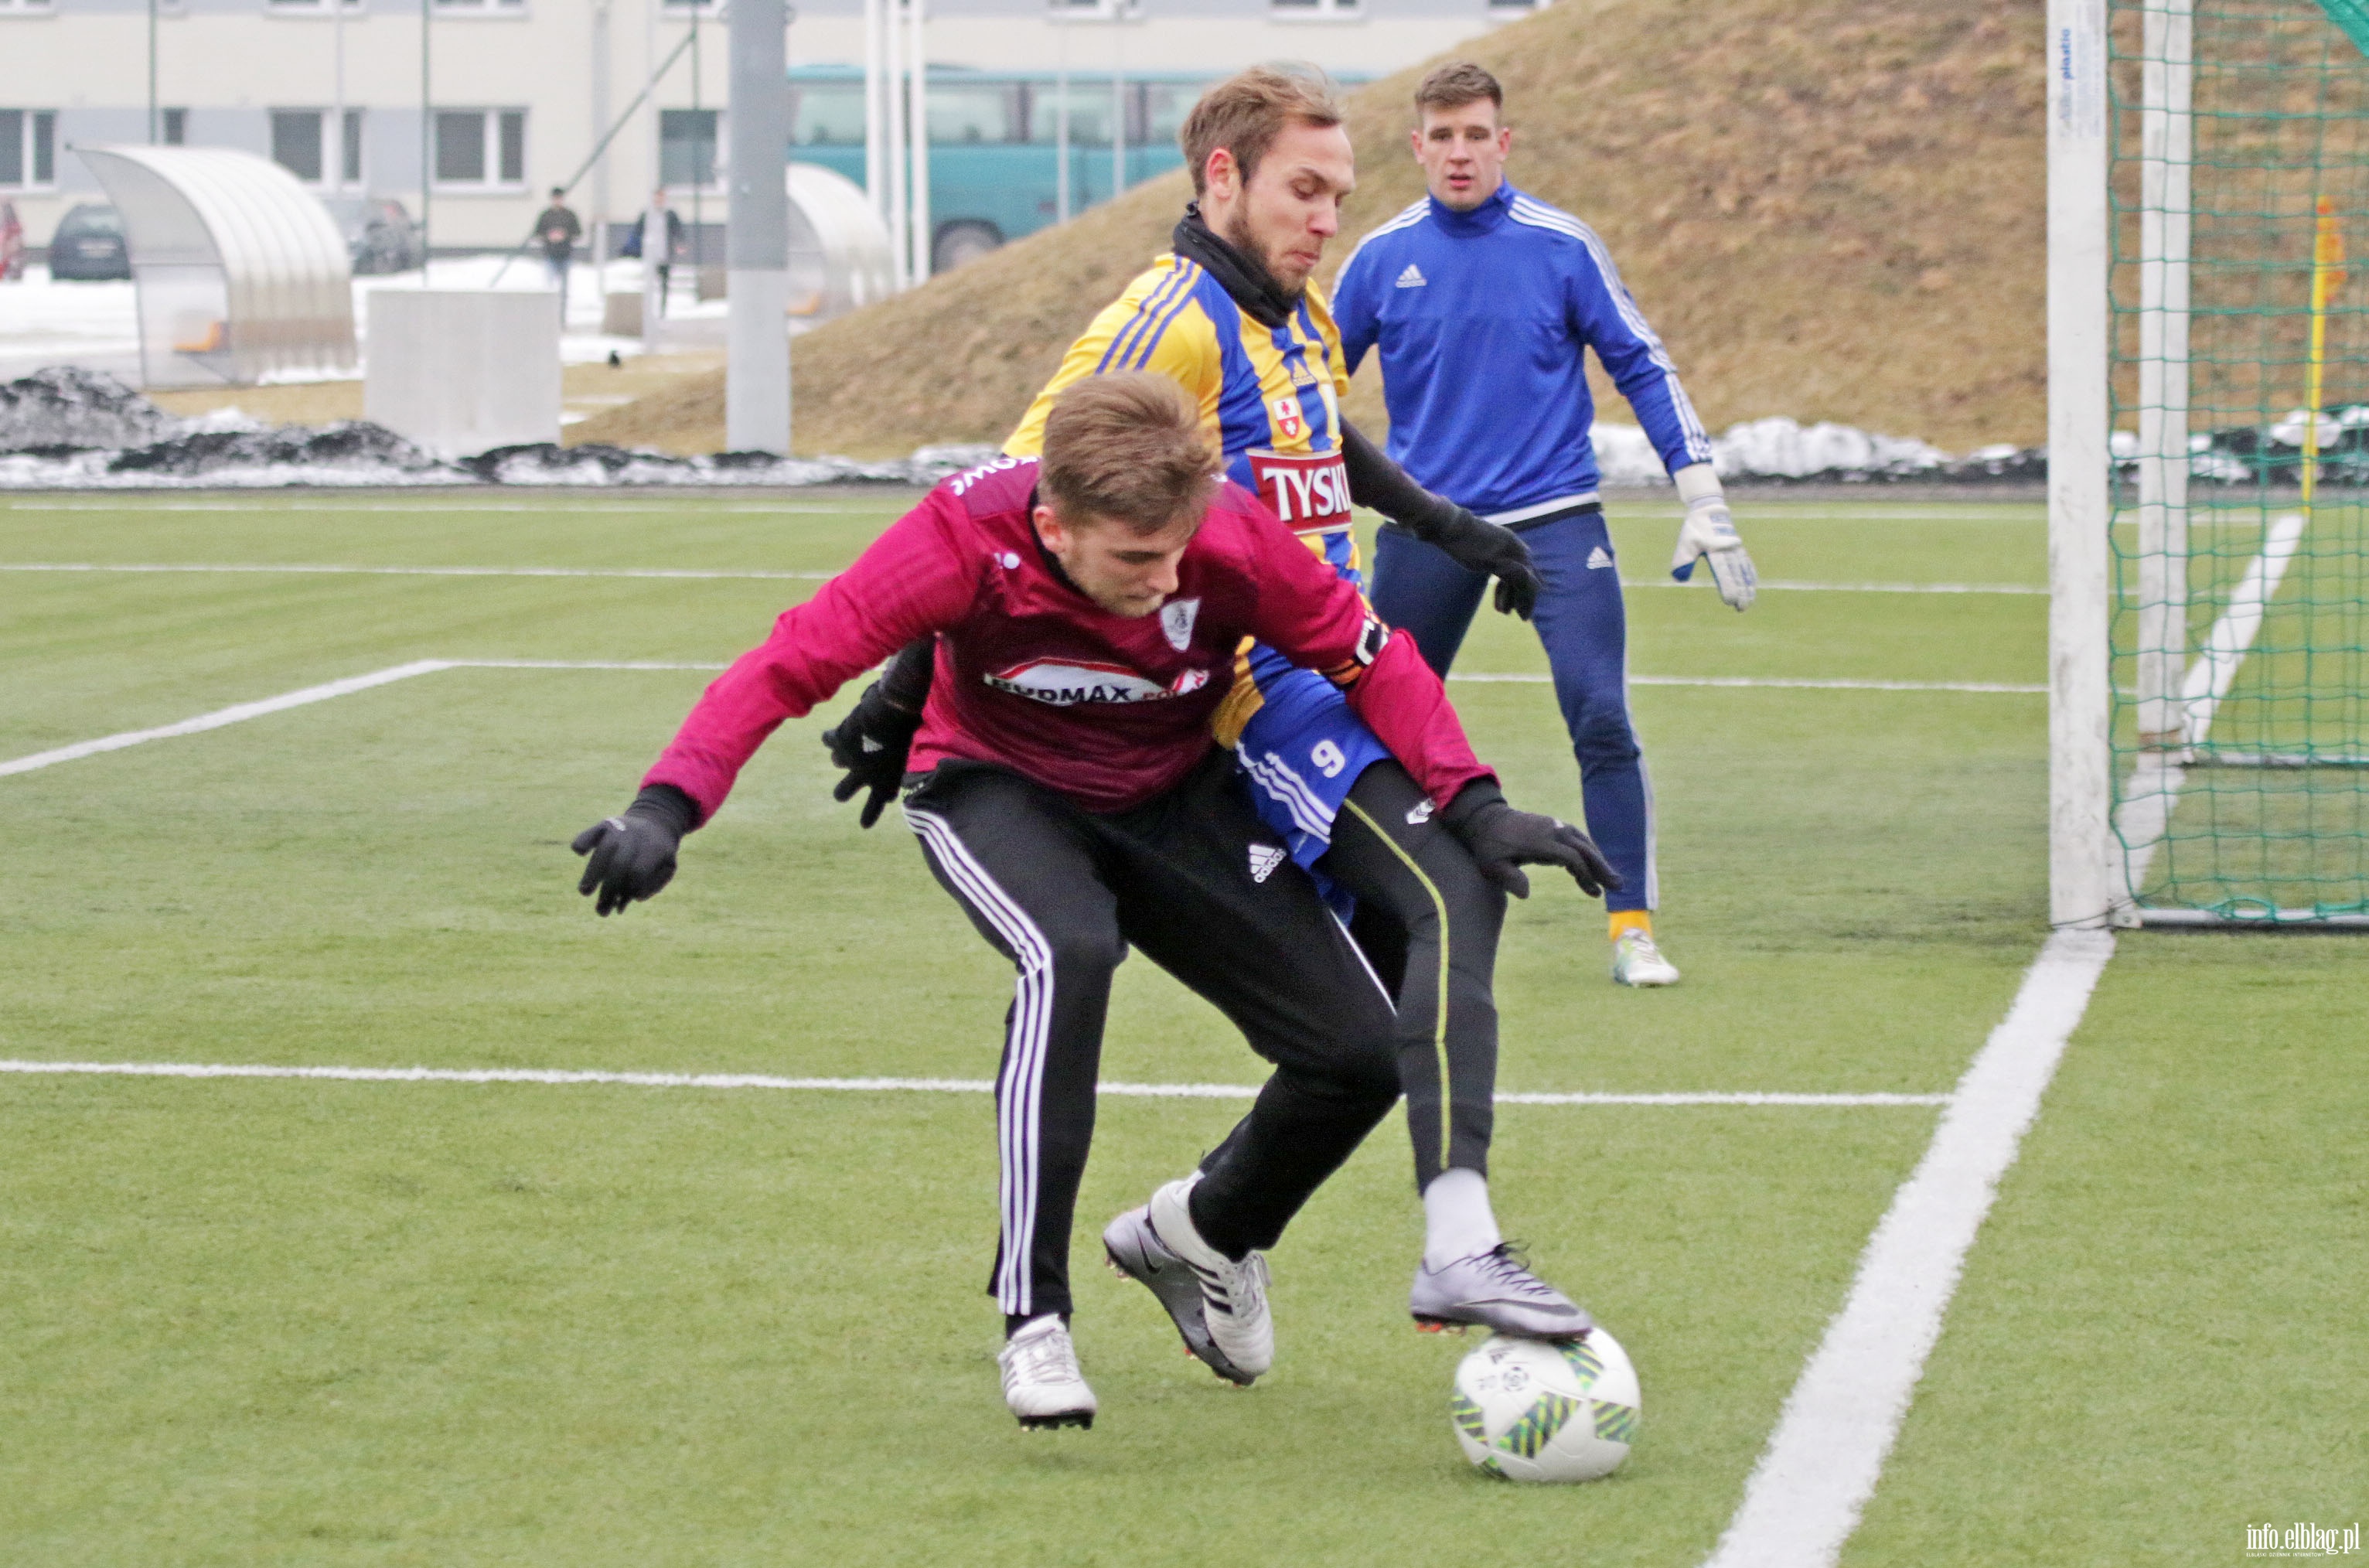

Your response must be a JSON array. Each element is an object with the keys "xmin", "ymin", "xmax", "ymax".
[
  {"xmin": 791, "ymin": 83, "xmax": 866, "ymax": 147},
  {"xmin": 929, "ymin": 83, "xmax": 1021, "ymax": 145},
  {"xmin": 1021, "ymin": 80, "xmax": 1116, "ymax": 148},
  {"xmin": 1139, "ymin": 82, "xmax": 1203, "ymax": 150}
]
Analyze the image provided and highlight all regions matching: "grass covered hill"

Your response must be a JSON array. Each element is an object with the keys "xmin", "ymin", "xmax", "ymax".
[{"xmin": 571, "ymin": 0, "xmax": 2044, "ymax": 459}]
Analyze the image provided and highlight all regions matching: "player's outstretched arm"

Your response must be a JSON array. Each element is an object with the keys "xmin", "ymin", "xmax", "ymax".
[
  {"xmin": 568, "ymin": 490, "xmax": 975, "ymax": 915},
  {"xmin": 1669, "ymin": 462, "xmax": 1757, "ymax": 612},
  {"xmin": 1339, "ymin": 421, "xmax": 1542, "ymax": 619},
  {"xmin": 820, "ymin": 636, "xmax": 935, "ymax": 828},
  {"xmin": 1440, "ymin": 779, "xmax": 1620, "ymax": 900},
  {"xmin": 572, "ymin": 782, "xmax": 699, "ymax": 916}
]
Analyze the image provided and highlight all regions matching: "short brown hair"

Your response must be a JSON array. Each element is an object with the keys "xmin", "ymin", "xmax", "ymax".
[
  {"xmin": 1414, "ymin": 62, "xmax": 1504, "ymax": 118},
  {"xmin": 1039, "ymin": 373, "xmax": 1215, "ymax": 533},
  {"xmin": 1178, "ymin": 64, "xmax": 1345, "ymax": 197}
]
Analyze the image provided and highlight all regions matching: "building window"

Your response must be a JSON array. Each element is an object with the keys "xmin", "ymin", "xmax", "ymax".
[
  {"xmin": 265, "ymin": 0, "xmax": 365, "ymax": 12},
  {"xmin": 271, "ymin": 108, "xmax": 326, "ymax": 182},
  {"xmin": 431, "ymin": 0, "xmax": 526, "ymax": 11},
  {"xmin": 162, "ymin": 107, "xmax": 188, "ymax": 145},
  {"xmin": 0, "ymin": 0, "xmax": 60, "ymax": 13},
  {"xmin": 1048, "ymin": 0, "xmax": 1132, "ymax": 19},
  {"xmin": 434, "ymin": 108, "xmax": 526, "ymax": 189},
  {"xmin": 0, "ymin": 110, "xmax": 57, "ymax": 189},
  {"xmin": 660, "ymin": 107, "xmax": 720, "ymax": 189},
  {"xmin": 1270, "ymin": 0, "xmax": 1360, "ymax": 17}
]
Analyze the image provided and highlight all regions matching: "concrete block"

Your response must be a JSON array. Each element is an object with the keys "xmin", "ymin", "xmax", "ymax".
[
  {"xmin": 365, "ymin": 289, "xmax": 561, "ymax": 459},
  {"xmin": 602, "ymin": 290, "xmax": 642, "ymax": 338}
]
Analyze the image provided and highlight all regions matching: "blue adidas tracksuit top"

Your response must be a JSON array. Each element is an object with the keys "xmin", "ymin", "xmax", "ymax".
[
  {"xmin": 1332, "ymin": 182, "xmax": 1713, "ymax": 514},
  {"xmin": 1336, "ymin": 182, "xmax": 1717, "ymax": 915}
]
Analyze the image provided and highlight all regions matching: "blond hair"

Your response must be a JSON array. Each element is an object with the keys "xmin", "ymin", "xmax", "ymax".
[
  {"xmin": 1178, "ymin": 64, "xmax": 1345, "ymax": 197},
  {"xmin": 1039, "ymin": 373, "xmax": 1215, "ymax": 533}
]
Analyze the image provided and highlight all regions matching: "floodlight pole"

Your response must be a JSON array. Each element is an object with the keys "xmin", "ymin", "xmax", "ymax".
[
  {"xmin": 1055, "ymin": 12, "xmax": 1070, "ymax": 223},
  {"xmin": 863, "ymin": 0, "xmax": 885, "ymax": 215},
  {"xmin": 335, "ymin": 0, "xmax": 348, "ymax": 189},
  {"xmin": 2048, "ymin": 0, "xmax": 2116, "ymax": 928},
  {"xmin": 908, "ymin": 0, "xmax": 930, "ymax": 282},
  {"xmin": 1110, "ymin": 4, "xmax": 1124, "ymax": 207},
  {"xmin": 726, "ymin": 0, "xmax": 792, "ymax": 454},
  {"xmin": 420, "ymin": 0, "xmax": 432, "ymax": 285},
  {"xmin": 884, "ymin": 0, "xmax": 906, "ymax": 287}
]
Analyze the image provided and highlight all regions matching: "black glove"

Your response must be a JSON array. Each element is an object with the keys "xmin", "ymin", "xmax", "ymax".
[
  {"xmin": 1413, "ymin": 504, "xmax": 1542, "ymax": 620},
  {"xmin": 820, "ymin": 677, "xmax": 924, "ymax": 829},
  {"xmin": 1441, "ymin": 780, "xmax": 1622, "ymax": 900},
  {"xmin": 571, "ymin": 784, "xmax": 698, "ymax": 916},
  {"xmin": 1338, "ymin": 419, "xmax": 1541, "ymax": 619}
]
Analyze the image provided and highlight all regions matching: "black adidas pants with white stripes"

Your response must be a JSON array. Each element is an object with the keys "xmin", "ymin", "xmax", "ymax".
[{"xmin": 903, "ymin": 750, "xmax": 1403, "ymax": 1323}]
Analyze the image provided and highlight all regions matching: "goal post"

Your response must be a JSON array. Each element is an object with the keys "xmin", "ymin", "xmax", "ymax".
[
  {"xmin": 2051, "ymin": 0, "xmax": 2118, "ymax": 930},
  {"xmin": 2053, "ymin": 0, "xmax": 2369, "ymax": 929}
]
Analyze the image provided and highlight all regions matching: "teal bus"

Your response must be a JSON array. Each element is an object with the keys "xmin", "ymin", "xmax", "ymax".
[{"xmin": 788, "ymin": 65, "xmax": 1358, "ymax": 274}]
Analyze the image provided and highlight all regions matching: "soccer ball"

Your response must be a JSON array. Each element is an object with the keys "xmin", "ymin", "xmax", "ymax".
[{"xmin": 1449, "ymin": 1330, "xmax": 1641, "ymax": 1483}]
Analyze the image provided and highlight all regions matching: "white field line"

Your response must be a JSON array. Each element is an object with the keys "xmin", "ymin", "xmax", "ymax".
[
  {"xmin": 1706, "ymin": 511, "xmax": 2303, "ymax": 1567},
  {"xmin": 2113, "ymin": 510, "xmax": 2306, "ymax": 898},
  {"xmin": 0, "ymin": 660, "xmax": 720, "ymax": 777},
  {"xmin": 0, "ymin": 660, "xmax": 454, "ymax": 778},
  {"xmin": 2179, "ymin": 509, "xmax": 2309, "ymax": 746},
  {"xmin": 0, "ymin": 502, "xmax": 865, "ymax": 515},
  {"xmin": 1, "ymin": 660, "xmax": 2047, "ymax": 782},
  {"xmin": 2, "ymin": 562, "xmax": 2038, "ymax": 595},
  {"xmin": 0, "ymin": 562, "xmax": 835, "ymax": 581},
  {"xmin": 1700, "ymin": 928, "xmax": 2116, "ymax": 1568},
  {"xmin": 1453, "ymin": 673, "xmax": 2046, "ymax": 694},
  {"xmin": 1623, "ymin": 578, "xmax": 2044, "ymax": 595},
  {"xmin": 0, "ymin": 1059, "xmax": 1948, "ymax": 1106}
]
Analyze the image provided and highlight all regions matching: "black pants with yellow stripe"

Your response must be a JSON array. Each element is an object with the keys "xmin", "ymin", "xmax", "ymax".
[
  {"xmin": 1321, "ymin": 761, "xmax": 1504, "ymax": 1188},
  {"xmin": 904, "ymin": 752, "xmax": 1404, "ymax": 1322}
]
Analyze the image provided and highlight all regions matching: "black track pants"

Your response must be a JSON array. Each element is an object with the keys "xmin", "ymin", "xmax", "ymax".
[
  {"xmin": 902, "ymin": 752, "xmax": 1401, "ymax": 1321},
  {"xmin": 1317, "ymin": 762, "xmax": 1505, "ymax": 1188}
]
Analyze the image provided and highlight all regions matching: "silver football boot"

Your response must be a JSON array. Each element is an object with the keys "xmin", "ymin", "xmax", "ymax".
[
  {"xmin": 1103, "ymin": 1203, "xmax": 1257, "ymax": 1386},
  {"xmin": 1409, "ymin": 1243, "xmax": 1593, "ymax": 1339},
  {"xmin": 1115, "ymin": 1174, "xmax": 1274, "ymax": 1380}
]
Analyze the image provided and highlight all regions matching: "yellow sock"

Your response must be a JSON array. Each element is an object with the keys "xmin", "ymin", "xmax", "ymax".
[{"xmin": 1608, "ymin": 910, "xmax": 1653, "ymax": 942}]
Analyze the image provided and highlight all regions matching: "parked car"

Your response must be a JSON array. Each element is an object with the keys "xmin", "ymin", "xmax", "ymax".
[
  {"xmin": 1, "ymin": 200, "xmax": 24, "ymax": 281},
  {"xmin": 47, "ymin": 203, "xmax": 131, "ymax": 281},
  {"xmin": 324, "ymin": 196, "xmax": 424, "ymax": 275}
]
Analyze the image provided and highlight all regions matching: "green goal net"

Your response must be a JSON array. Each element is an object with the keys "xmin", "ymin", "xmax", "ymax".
[{"xmin": 2108, "ymin": 0, "xmax": 2369, "ymax": 924}]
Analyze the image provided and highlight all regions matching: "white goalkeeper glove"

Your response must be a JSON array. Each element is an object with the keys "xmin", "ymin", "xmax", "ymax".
[{"xmin": 1669, "ymin": 463, "xmax": 1757, "ymax": 612}]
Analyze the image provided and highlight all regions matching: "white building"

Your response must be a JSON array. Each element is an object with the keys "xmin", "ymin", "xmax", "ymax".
[{"xmin": 1, "ymin": 0, "xmax": 1530, "ymax": 261}]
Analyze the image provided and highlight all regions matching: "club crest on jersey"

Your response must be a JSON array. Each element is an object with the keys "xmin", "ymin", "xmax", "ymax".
[
  {"xmin": 1161, "ymin": 596, "xmax": 1201, "ymax": 651},
  {"xmin": 1270, "ymin": 394, "xmax": 1305, "ymax": 441},
  {"xmin": 985, "ymin": 656, "xmax": 1206, "ymax": 706}
]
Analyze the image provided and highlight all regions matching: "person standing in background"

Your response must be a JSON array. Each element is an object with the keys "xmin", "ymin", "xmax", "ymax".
[
  {"xmin": 534, "ymin": 187, "xmax": 583, "ymax": 319},
  {"xmin": 1334, "ymin": 62, "xmax": 1759, "ymax": 990},
  {"xmin": 628, "ymin": 189, "xmax": 686, "ymax": 318}
]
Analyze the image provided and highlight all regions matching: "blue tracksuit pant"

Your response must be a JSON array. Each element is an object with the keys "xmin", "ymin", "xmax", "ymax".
[{"xmin": 1369, "ymin": 503, "xmax": 1655, "ymax": 913}]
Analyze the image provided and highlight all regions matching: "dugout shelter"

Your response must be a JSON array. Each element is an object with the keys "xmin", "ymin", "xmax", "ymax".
[{"xmin": 73, "ymin": 145, "xmax": 357, "ymax": 390}]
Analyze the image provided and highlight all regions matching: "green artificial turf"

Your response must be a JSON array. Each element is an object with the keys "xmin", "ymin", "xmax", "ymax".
[{"xmin": 1, "ymin": 491, "xmax": 2356, "ymax": 1565}]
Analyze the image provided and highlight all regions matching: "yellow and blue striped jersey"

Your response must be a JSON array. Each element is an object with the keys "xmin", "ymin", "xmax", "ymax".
[{"xmin": 1005, "ymin": 252, "xmax": 1360, "ymax": 581}]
